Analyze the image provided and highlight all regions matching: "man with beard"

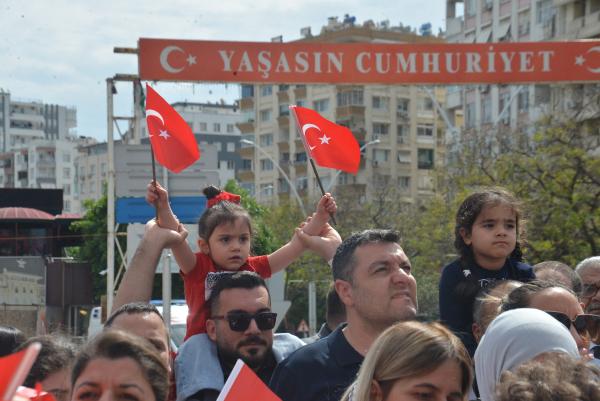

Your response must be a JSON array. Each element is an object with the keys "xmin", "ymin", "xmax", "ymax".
[
  {"xmin": 269, "ymin": 229, "xmax": 418, "ymax": 401},
  {"xmin": 175, "ymin": 271, "xmax": 304, "ymax": 401}
]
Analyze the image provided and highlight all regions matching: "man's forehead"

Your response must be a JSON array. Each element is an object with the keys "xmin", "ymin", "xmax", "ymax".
[
  {"xmin": 110, "ymin": 312, "xmax": 167, "ymax": 337},
  {"xmin": 355, "ymin": 241, "xmax": 407, "ymax": 263},
  {"xmin": 217, "ymin": 286, "xmax": 271, "ymax": 312},
  {"xmin": 580, "ymin": 266, "xmax": 600, "ymax": 284}
]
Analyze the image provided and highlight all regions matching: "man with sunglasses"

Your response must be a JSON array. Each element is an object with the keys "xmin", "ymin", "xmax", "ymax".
[{"xmin": 174, "ymin": 271, "xmax": 305, "ymax": 401}]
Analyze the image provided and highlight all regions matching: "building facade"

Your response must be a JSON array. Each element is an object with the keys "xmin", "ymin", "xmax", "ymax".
[
  {"xmin": 444, "ymin": 0, "xmax": 600, "ymax": 160},
  {"xmin": 236, "ymin": 20, "xmax": 447, "ymax": 205},
  {"xmin": 0, "ymin": 89, "xmax": 83, "ymax": 212}
]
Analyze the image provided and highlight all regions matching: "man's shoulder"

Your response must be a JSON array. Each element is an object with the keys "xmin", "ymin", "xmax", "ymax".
[
  {"xmin": 273, "ymin": 333, "xmax": 306, "ymax": 362},
  {"xmin": 276, "ymin": 330, "xmax": 336, "ymax": 369}
]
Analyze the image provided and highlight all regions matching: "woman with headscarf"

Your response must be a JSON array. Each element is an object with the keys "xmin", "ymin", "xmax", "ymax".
[{"xmin": 474, "ymin": 308, "xmax": 579, "ymax": 401}]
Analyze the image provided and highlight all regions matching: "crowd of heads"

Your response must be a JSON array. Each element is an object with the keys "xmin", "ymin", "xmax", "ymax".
[{"xmin": 2, "ymin": 186, "xmax": 600, "ymax": 401}]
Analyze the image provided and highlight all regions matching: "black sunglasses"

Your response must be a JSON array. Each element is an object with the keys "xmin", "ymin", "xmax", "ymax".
[
  {"xmin": 545, "ymin": 311, "xmax": 600, "ymax": 338},
  {"xmin": 211, "ymin": 311, "xmax": 277, "ymax": 332}
]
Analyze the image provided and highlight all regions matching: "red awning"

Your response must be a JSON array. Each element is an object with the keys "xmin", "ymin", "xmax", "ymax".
[{"xmin": 0, "ymin": 207, "xmax": 55, "ymax": 220}]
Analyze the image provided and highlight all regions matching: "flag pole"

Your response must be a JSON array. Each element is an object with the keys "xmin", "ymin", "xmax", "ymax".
[
  {"xmin": 149, "ymin": 136, "xmax": 159, "ymax": 222},
  {"xmin": 289, "ymin": 106, "xmax": 336, "ymax": 225}
]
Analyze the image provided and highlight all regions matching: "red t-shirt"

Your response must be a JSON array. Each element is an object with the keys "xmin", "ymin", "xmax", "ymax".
[{"xmin": 182, "ymin": 252, "xmax": 271, "ymax": 339}]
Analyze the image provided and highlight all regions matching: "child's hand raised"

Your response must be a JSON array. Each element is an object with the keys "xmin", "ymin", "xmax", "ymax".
[
  {"xmin": 302, "ymin": 193, "xmax": 337, "ymax": 236},
  {"xmin": 146, "ymin": 181, "xmax": 169, "ymax": 208}
]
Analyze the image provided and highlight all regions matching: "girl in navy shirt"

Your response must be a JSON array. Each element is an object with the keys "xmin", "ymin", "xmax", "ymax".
[{"xmin": 439, "ymin": 188, "xmax": 535, "ymax": 356}]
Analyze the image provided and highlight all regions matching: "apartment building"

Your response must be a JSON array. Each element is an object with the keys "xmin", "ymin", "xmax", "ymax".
[
  {"xmin": 444, "ymin": 0, "xmax": 600, "ymax": 159},
  {"xmin": 237, "ymin": 19, "xmax": 447, "ymax": 205},
  {"xmin": 0, "ymin": 90, "xmax": 82, "ymax": 212}
]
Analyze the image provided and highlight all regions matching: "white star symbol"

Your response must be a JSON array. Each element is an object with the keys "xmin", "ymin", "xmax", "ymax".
[
  {"xmin": 187, "ymin": 54, "xmax": 197, "ymax": 66},
  {"xmin": 16, "ymin": 259, "xmax": 26, "ymax": 268},
  {"xmin": 575, "ymin": 55, "xmax": 586, "ymax": 66},
  {"xmin": 159, "ymin": 130, "xmax": 170, "ymax": 139},
  {"xmin": 319, "ymin": 134, "xmax": 331, "ymax": 144}
]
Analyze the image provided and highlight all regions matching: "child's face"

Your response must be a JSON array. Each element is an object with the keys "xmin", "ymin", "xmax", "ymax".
[
  {"xmin": 460, "ymin": 204, "xmax": 517, "ymax": 269},
  {"xmin": 202, "ymin": 217, "xmax": 251, "ymax": 271}
]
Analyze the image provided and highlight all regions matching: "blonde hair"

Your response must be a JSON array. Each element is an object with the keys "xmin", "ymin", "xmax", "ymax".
[{"xmin": 340, "ymin": 321, "xmax": 472, "ymax": 401}]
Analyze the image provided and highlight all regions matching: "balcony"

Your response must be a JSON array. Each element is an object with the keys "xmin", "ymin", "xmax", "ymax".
[
  {"xmin": 236, "ymin": 120, "xmax": 255, "ymax": 133},
  {"xmin": 277, "ymin": 91, "xmax": 290, "ymax": 103},
  {"xmin": 295, "ymin": 162, "xmax": 307, "ymax": 174},
  {"xmin": 446, "ymin": 89, "xmax": 463, "ymax": 109},
  {"xmin": 294, "ymin": 85, "xmax": 307, "ymax": 99},
  {"xmin": 336, "ymin": 105, "xmax": 365, "ymax": 119},
  {"xmin": 238, "ymin": 146, "xmax": 254, "ymax": 158},
  {"xmin": 237, "ymin": 169, "xmax": 254, "ymax": 182},
  {"xmin": 277, "ymin": 141, "xmax": 289, "ymax": 151},
  {"xmin": 277, "ymin": 115, "xmax": 290, "ymax": 126},
  {"xmin": 239, "ymin": 97, "xmax": 254, "ymax": 110},
  {"xmin": 9, "ymin": 127, "xmax": 45, "ymax": 138}
]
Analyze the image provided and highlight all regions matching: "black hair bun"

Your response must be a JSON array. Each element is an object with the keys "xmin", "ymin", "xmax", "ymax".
[{"xmin": 203, "ymin": 185, "xmax": 222, "ymax": 199}]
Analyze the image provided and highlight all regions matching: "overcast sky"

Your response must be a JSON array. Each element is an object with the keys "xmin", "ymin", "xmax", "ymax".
[{"xmin": 1, "ymin": 0, "xmax": 445, "ymax": 141}]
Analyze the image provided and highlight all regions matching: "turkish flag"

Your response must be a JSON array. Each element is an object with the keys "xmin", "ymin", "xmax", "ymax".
[
  {"xmin": 0, "ymin": 343, "xmax": 41, "ymax": 401},
  {"xmin": 145, "ymin": 84, "xmax": 200, "ymax": 173},
  {"xmin": 291, "ymin": 105, "xmax": 360, "ymax": 174},
  {"xmin": 216, "ymin": 360, "xmax": 281, "ymax": 401}
]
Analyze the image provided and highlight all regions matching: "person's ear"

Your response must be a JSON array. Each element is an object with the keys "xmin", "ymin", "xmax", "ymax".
[
  {"xmin": 198, "ymin": 238, "xmax": 210, "ymax": 254},
  {"xmin": 206, "ymin": 318, "xmax": 218, "ymax": 341},
  {"xmin": 459, "ymin": 227, "xmax": 472, "ymax": 246},
  {"xmin": 335, "ymin": 279, "xmax": 354, "ymax": 308},
  {"xmin": 369, "ymin": 380, "xmax": 383, "ymax": 401}
]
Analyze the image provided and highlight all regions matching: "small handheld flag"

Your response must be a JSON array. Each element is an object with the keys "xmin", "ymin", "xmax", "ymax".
[
  {"xmin": 216, "ymin": 359, "xmax": 282, "ymax": 401},
  {"xmin": 290, "ymin": 105, "xmax": 360, "ymax": 174},
  {"xmin": 145, "ymin": 84, "xmax": 200, "ymax": 174}
]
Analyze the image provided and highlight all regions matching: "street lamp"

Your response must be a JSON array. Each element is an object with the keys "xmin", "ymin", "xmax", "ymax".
[
  {"xmin": 240, "ymin": 139, "xmax": 307, "ymax": 215},
  {"xmin": 325, "ymin": 138, "xmax": 381, "ymax": 193}
]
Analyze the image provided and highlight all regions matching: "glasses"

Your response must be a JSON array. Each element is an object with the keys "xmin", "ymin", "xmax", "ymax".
[
  {"xmin": 211, "ymin": 311, "xmax": 277, "ymax": 332},
  {"xmin": 545, "ymin": 311, "xmax": 600, "ymax": 338},
  {"xmin": 581, "ymin": 282, "xmax": 600, "ymax": 299}
]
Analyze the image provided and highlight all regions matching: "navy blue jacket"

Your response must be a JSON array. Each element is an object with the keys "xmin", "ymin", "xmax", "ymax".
[{"xmin": 439, "ymin": 258, "xmax": 534, "ymax": 356}]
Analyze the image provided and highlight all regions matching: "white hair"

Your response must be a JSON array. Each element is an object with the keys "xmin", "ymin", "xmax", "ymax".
[{"xmin": 575, "ymin": 256, "xmax": 600, "ymax": 275}]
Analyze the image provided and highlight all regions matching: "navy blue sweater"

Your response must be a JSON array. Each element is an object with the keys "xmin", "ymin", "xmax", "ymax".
[{"xmin": 439, "ymin": 258, "xmax": 535, "ymax": 356}]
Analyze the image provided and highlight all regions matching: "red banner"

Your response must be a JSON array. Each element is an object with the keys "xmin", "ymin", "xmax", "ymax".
[{"xmin": 138, "ymin": 38, "xmax": 600, "ymax": 84}]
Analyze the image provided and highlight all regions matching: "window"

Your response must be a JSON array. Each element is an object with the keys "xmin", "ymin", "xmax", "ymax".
[
  {"xmin": 397, "ymin": 125, "xmax": 409, "ymax": 143},
  {"xmin": 63, "ymin": 153, "xmax": 71, "ymax": 162},
  {"xmin": 397, "ymin": 150, "xmax": 411, "ymax": 164},
  {"xmin": 227, "ymin": 142, "xmax": 235, "ymax": 152},
  {"xmin": 397, "ymin": 98, "xmax": 410, "ymax": 113},
  {"xmin": 215, "ymin": 142, "xmax": 223, "ymax": 151},
  {"xmin": 90, "ymin": 164, "xmax": 96, "ymax": 175},
  {"xmin": 518, "ymin": 87, "xmax": 530, "ymax": 112},
  {"xmin": 296, "ymin": 176, "xmax": 308, "ymax": 190},
  {"xmin": 227, "ymin": 160, "xmax": 235, "ymax": 169},
  {"xmin": 64, "ymin": 200, "xmax": 70, "ymax": 210},
  {"xmin": 419, "ymin": 97, "xmax": 434, "ymax": 111},
  {"xmin": 398, "ymin": 176, "xmax": 410, "ymax": 190},
  {"xmin": 101, "ymin": 163, "xmax": 106, "ymax": 175},
  {"xmin": 199, "ymin": 122, "xmax": 207, "ymax": 131},
  {"xmin": 63, "ymin": 167, "xmax": 70, "ymax": 178},
  {"xmin": 465, "ymin": 102, "xmax": 475, "ymax": 128},
  {"xmin": 260, "ymin": 133, "xmax": 274, "ymax": 146},
  {"xmin": 279, "ymin": 104, "xmax": 290, "ymax": 116},
  {"xmin": 337, "ymin": 89, "xmax": 364, "ymax": 106},
  {"xmin": 260, "ymin": 85, "xmax": 273, "ymax": 96},
  {"xmin": 417, "ymin": 125, "xmax": 434, "ymax": 137},
  {"xmin": 373, "ymin": 123, "xmax": 389, "ymax": 135},
  {"xmin": 186, "ymin": 121, "xmax": 194, "ymax": 131},
  {"xmin": 313, "ymin": 99, "xmax": 330, "ymax": 112},
  {"xmin": 213, "ymin": 123, "xmax": 221, "ymax": 132},
  {"xmin": 482, "ymin": 97, "xmax": 492, "ymax": 123},
  {"xmin": 372, "ymin": 149, "xmax": 389, "ymax": 162},
  {"xmin": 259, "ymin": 109, "xmax": 272, "ymax": 122},
  {"xmin": 64, "ymin": 184, "xmax": 71, "ymax": 195},
  {"xmin": 295, "ymin": 152, "xmax": 307, "ymax": 163},
  {"xmin": 465, "ymin": 0, "xmax": 476, "ymax": 16},
  {"xmin": 241, "ymin": 84, "xmax": 254, "ymax": 98},
  {"xmin": 226, "ymin": 124, "xmax": 234, "ymax": 133},
  {"xmin": 260, "ymin": 159, "xmax": 273, "ymax": 171},
  {"xmin": 372, "ymin": 96, "xmax": 390, "ymax": 111},
  {"xmin": 242, "ymin": 159, "xmax": 252, "ymax": 170},
  {"xmin": 260, "ymin": 184, "xmax": 274, "ymax": 196},
  {"xmin": 417, "ymin": 149, "xmax": 434, "ymax": 169},
  {"xmin": 278, "ymin": 178, "xmax": 289, "ymax": 192}
]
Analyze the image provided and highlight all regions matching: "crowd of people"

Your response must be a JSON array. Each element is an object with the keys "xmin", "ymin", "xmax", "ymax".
[{"xmin": 2, "ymin": 185, "xmax": 600, "ymax": 401}]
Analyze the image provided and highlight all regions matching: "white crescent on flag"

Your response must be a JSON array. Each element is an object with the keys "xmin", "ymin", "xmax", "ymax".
[
  {"xmin": 586, "ymin": 46, "xmax": 600, "ymax": 73},
  {"xmin": 302, "ymin": 123, "xmax": 321, "ymax": 150},
  {"xmin": 146, "ymin": 109, "xmax": 165, "ymax": 125}
]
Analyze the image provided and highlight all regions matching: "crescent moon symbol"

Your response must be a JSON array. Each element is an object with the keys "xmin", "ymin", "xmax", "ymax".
[
  {"xmin": 585, "ymin": 46, "xmax": 600, "ymax": 73},
  {"xmin": 146, "ymin": 109, "xmax": 165, "ymax": 125},
  {"xmin": 160, "ymin": 46, "xmax": 185, "ymax": 74},
  {"xmin": 302, "ymin": 124, "xmax": 321, "ymax": 150}
]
